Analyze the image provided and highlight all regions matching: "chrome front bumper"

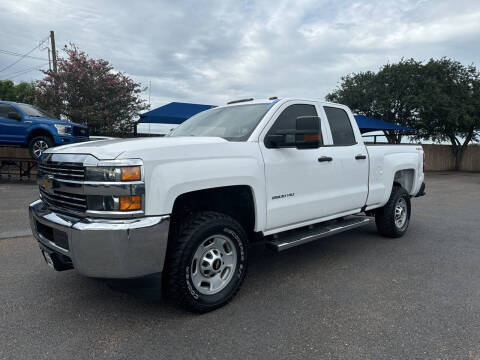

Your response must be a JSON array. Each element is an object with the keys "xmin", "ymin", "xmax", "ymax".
[{"xmin": 29, "ymin": 200, "xmax": 170, "ymax": 279}]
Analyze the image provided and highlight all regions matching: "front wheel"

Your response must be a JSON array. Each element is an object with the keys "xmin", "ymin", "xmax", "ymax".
[
  {"xmin": 165, "ymin": 212, "xmax": 248, "ymax": 313},
  {"xmin": 28, "ymin": 135, "xmax": 53, "ymax": 160},
  {"xmin": 375, "ymin": 185, "xmax": 411, "ymax": 238}
]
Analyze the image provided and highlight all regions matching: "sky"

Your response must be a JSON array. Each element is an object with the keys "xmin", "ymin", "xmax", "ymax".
[{"xmin": 1, "ymin": 0, "xmax": 480, "ymax": 109}]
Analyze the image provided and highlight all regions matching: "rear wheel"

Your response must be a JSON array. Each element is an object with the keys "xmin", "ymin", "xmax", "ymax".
[
  {"xmin": 375, "ymin": 185, "xmax": 411, "ymax": 238},
  {"xmin": 165, "ymin": 211, "xmax": 248, "ymax": 313},
  {"xmin": 28, "ymin": 135, "xmax": 53, "ymax": 160}
]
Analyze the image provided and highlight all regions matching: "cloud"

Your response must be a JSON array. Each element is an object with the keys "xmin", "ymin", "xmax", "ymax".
[{"xmin": 1, "ymin": 0, "xmax": 479, "ymax": 108}]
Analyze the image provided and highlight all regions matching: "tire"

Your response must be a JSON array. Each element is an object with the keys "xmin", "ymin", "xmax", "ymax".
[
  {"xmin": 28, "ymin": 135, "xmax": 53, "ymax": 160},
  {"xmin": 375, "ymin": 185, "xmax": 411, "ymax": 238},
  {"xmin": 165, "ymin": 211, "xmax": 248, "ymax": 313}
]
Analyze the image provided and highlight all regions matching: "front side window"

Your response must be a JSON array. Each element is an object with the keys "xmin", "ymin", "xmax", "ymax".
[
  {"xmin": 16, "ymin": 103, "xmax": 54, "ymax": 118},
  {"xmin": 0, "ymin": 104, "xmax": 19, "ymax": 119},
  {"xmin": 169, "ymin": 103, "xmax": 269, "ymax": 141},
  {"xmin": 324, "ymin": 106, "xmax": 356, "ymax": 146},
  {"xmin": 265, "ymin": 104, "xmax": 322, "ymax": 148},
  {"xmin": 268, "ymin": 104, "xmax": 319, "ymax": 134}
]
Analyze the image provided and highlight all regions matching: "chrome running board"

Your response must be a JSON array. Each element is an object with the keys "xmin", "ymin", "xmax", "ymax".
[{"xmin": 266, "ymin": 216, "xmax": 373, "ymax": 251}]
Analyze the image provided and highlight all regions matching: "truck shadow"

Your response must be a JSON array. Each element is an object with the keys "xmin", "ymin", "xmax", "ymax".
[{"xmin": 104, "ymin": 224, "xmax": 382, "ymax": 305}]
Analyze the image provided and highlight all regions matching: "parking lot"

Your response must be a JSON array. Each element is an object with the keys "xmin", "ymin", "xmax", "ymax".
[{"xmin": 1, "ymin": 172, "xmax": 480, "ymax": 359}]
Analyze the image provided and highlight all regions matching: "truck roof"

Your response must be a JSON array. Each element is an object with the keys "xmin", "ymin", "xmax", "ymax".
[{"xmin": 222, "ymin": 97, "xmax": 344, "ymax": 108}]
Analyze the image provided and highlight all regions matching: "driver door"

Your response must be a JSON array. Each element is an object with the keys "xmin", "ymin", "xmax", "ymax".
[
  {"xmin": 0, "ymin": 104, "xmax": 27, "ymax": 144},
  {"xmin": 259, "ymin": 101, "xmax": 337, "ymax": 232}
]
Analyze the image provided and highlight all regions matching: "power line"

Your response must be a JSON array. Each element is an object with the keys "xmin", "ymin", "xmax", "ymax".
[
  {"xmin": 4, "ymin": 62, "xmax": 49, "ymax": 77},
  {"xmin": 4, "ymin": 63, "xmax": 49, "ymax": 80},
  {"xmin": 0, "ymin": 49, "xmax": 46, "ymax": 61},
  {"xmin": 0, "ymin": 36, "xmax": 49, "ymax": 73}
]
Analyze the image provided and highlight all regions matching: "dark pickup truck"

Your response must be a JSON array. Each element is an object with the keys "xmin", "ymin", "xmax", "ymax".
[{"xmin": 0, "ymin": 101, "xmax": 89, "ymax": 159}]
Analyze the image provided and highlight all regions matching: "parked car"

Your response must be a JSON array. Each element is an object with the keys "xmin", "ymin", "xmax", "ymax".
[
  {"xmin": 29, "ymin": 97, "xmax": 425, "ymax": 312},
  {"xmin": 0, "ymin": 101, "xmax": 89, "ymax": 159}
]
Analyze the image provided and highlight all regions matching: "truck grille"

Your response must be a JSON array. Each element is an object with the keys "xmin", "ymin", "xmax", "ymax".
[
  {"xmin": 38, "ymin": 162, "xmax": 85, "ymax": 181},
  {"xmin": 73, "ymin": 126, "xmax": 89, "ymax": 137},
  {"xmin": 40, "ymin": 188, "xmax": 87, "ymax": 213}
]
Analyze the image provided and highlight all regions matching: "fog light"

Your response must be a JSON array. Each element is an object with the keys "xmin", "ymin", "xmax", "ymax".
[{"xmin": 119, "ymin": 195, "xmax": 141, "ymax": 211}]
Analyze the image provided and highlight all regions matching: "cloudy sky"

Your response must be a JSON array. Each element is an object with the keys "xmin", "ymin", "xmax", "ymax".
[{"xmin": 1, "ymin": 0, "xmax": 480, "ymax": 108}]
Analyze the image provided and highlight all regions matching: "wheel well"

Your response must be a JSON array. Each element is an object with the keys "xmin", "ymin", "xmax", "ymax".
[
  {"xmin": 170, "ymin": 185, "xmax": 256, "ymax": 240},
  {"xmin": 393, "ymin": 169, "xmax": 414, "ymax": 193},
  {"xmin": 27, "ymin": 129, "xmax": 53, "ymax": 144}
]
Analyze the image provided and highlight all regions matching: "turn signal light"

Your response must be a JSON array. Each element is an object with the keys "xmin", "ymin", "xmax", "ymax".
[
  {"xmin": 303, "ymin": 134, "xmax": 321, "ymax": 141},
  {"xmin": 119, "ymin": 195, "xmax": 142, "ymax": 211},
  {"xmin": 121, "ymin": 166, "xmax": 141, "ymax": 181}
]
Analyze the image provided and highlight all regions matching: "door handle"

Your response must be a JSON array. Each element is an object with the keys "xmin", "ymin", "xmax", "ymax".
[
  {"xmin": 318, "ymin": 156, "xmax": 333, "ymax": 162},
  {"xmin": 355, "ymin": 154, "xmax": 367, "ymax": 160}
]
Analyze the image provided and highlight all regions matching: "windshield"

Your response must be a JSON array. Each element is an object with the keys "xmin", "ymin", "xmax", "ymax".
[
  {"xmin": 17, "ymin": 103, "xmax": 55, "ymax": 118},
  {"xmin": 169, "ymin": 103, "xmax": 269, "ymax": 141}
]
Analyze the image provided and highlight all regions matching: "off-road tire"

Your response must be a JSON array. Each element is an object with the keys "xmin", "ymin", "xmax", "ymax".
[
  {"xmin": 375, "ymin": 185, "xmax": 411, "ymax": 238},
  {"xmin": 28, "ymin": 135, "xmax": 53, "ymax": 160},
  {"xmin": 165, "ymin": 211, "xmax": 248, "ymax": 313}
]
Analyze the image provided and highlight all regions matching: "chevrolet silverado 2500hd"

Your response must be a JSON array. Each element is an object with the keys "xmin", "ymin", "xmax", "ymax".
[{"xmin": 29, "ymin": 98, "xmax": 426, "ymax": 312}]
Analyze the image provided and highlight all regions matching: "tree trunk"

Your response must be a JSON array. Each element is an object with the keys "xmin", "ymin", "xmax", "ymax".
[
  {"xmin": 451, "ymin": 129, "xmax": 474, "ymax": 171},
  {"xmin": 384, "ymin": 130, "xmax": 402, "ymax": 144},
  {"xmin": 454, "ymin": 147, "xmax": 463, "ymax": 171}
]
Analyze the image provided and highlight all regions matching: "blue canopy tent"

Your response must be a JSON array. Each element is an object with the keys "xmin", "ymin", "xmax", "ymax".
[
  {"xmin": 137, "ymin": 102, "xmax": 214, "ymax": 135},
  {"xmin": 138, "ymin": 102, "xmax": 214, "ymax": 125},
  {"xmin": 353, "ymin": 115, "xmax": 414, "ymax": 134}
]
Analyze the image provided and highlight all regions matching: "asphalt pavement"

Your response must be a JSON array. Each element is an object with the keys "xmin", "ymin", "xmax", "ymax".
[
  {"xmin": 0, "ymin": 180, "xmax": 37, "ymax": 238},
  {"xmin": 1, "ymin": 172, "xmax": 480, "ymax": 359}
]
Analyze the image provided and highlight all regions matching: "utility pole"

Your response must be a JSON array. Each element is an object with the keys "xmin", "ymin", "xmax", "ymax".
[
  {"xmin": 50, "ymin": 30, "xmax": 59, "ymax": 118},
  {"xmin": 50, "ymin": 30, "xmax": 57, "ymax": 73},
  {"xmin": 47, "ymin": 48, "xmax": 52, "ymax": 71}
]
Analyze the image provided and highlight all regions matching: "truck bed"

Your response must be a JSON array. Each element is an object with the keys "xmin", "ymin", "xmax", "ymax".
[{"xmin": 365, "ymin": 143, "xmax": 424, "ymax": 209}]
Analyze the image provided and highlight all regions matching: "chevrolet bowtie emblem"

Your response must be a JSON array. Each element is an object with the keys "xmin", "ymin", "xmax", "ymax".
[{"xmin": 43, "ymin": 175, "xmax": 54, "ymax": 189}]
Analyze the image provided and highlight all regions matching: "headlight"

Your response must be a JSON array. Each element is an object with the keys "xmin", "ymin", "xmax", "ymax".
[
  {"xmin": 85, "ymin": 166, "xmax": 141, "ymax": 182},
  {"xmin": 54, "ymin": 124, "xmax": 72, "ymax": 134}
]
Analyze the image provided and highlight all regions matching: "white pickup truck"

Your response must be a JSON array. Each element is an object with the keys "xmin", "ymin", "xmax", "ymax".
[{"xmin": 29, "ymin": 97, "xmax": 425, "ymax": 312}]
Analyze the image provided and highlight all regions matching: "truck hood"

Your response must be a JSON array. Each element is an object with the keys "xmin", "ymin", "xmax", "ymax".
[
  {"xmin": 25, "ymin": 116, "xmax": 87, "ymax": 128},
  {"xmin": 45, "ymin": 136, "xmax": 229, "ymax": 160}
]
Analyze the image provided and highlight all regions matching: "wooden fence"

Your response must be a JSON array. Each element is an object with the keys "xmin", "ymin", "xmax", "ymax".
[{"xmin": 423, "ymin": 144, "xmax": 480, "ymax": 172}]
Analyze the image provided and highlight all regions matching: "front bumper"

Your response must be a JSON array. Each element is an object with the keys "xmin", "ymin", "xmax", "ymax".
[{"xmin": 29, "ymin": 199, "xmax": 170, "ymax": 279}]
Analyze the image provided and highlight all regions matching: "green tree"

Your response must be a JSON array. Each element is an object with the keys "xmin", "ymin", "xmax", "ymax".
[
  {"xmin": 326, "ymin": 58, "xmax": 423, "ymax": 143},
  {"xmin": 35, "ymin": 44, "xmax": 149, "ymax": 136},
  {"xmin": 327, "ymin": 58, "xmax": 480, "ymax": 170},
  {"xmin": 0, "ymin": 80, "xmax": 36, "ymax": 103},
  {"xmin": 416, "ymin": 58, "xmax": 480, "ymax": 170}
]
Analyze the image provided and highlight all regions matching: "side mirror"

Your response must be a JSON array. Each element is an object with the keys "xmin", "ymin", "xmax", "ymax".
[
  {"xmin": 8, "ymin": 112, "xmax": 22, "ymax": 121},
  {"xmin": 265, "ymin": 116, "xmax": 322, "ymax": 149},
  {"xmin": 295, "ymin": 116, "xmax": 322, "ymax": 149}
]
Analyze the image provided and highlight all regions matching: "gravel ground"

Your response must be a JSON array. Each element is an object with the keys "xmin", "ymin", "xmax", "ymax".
[{"xmin": 1, "ymin": 172, "xmax": 480, "ymax": 359}]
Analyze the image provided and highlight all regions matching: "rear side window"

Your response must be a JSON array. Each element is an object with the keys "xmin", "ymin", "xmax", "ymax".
[{"xmin": 324, "ymin": 106, "xmax": 356, "ymax": 146}]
